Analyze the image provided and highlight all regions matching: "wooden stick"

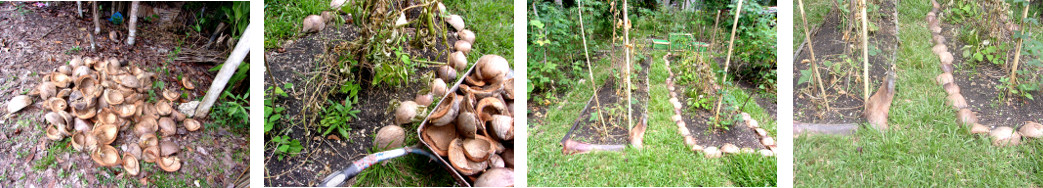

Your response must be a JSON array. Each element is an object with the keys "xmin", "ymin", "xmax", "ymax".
[
  {"xmin": 1010, "ymin": 0, "xmax": 1031, "ymax": 87},
  {"xmin": 713, "ymin": 0, "xmax": 744, "ymax": 126},
  {"xmin": 577, "ymin": 0, "xmax": 608, "ymax": 129},
  {"xmin": 623, "ymin": 0, "xmax": 632, "ymax": 130},
  {"xmin": 799, "ymin": 0, "xmax": 830, "ymax": 111},
  {"xmin": 195, "ymin": 23, "xmax": 255, "ymax": 118},
  {"xmin": 93, "ymin": 1, "xmax": 100, "ymax": 35},
  {"xmin": 861, "ymin": 0, "xmax": 869, "ymax": 104}
]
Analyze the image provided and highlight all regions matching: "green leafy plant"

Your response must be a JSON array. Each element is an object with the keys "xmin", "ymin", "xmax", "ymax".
[
  {"xmin": 222, "ymin": 1, "xmax": 250, "ymax": 39},
  {"xmin": 272, "ymin": 135, "xmax": 303, "ymax": 161},
  {"xmin": 319, "ymin": 98, "xmax": 361, "ymax": 139},
  {"xmin": 211, "ymin": 90, "xmax": 250, "ymax": 131},
  {"xmin": 264, "ymin": 83, "xmax": 291, "ymax": 134}
]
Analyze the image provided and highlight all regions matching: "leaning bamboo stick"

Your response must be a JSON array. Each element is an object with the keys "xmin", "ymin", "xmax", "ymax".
[
  {"xmin": 623, "ymin": 0, "xmax": 633, "ymax": 130},
  {"xmin": 577, "ymin": 0, "xmax": 608, "ymax": 129},
  {"xmin": 195, "ymin": 23, "xmax": 255, "ymax": 117},
  {"xmin": 1010, "ymin": 0, "xmax": 1031, "ymax": 87},
  {"xmin": 713, "ymin": 0, "xmax": 744, "ymax": 126},
  {"xmin": 861, "ymin": 0, "xmax": 869, "ymax": 104},
  {"xmin": 799, "ymin": 0, "xmax": 830, "ymax": 111}
]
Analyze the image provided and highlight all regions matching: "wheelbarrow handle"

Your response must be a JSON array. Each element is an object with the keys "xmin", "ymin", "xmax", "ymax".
[{"xmin": 320, "ymin": 146, "xmax": 437, "ymax": 187}]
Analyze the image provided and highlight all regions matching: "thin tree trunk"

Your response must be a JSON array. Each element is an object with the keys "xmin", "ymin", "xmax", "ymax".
[
  {"xmin": 712, "ymin": 0, "xmax": 744, "ymax": 126},
  {"xmin": 93, "ymin": 1, "xmax": 100, "ymax": 34},
  {"xmin": 799, "ymin": 0, "xmax": 830, "ymax": 111}
]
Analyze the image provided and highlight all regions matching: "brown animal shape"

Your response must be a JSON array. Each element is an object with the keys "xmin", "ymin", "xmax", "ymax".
[{"xmin": 864, "ymin": 72, "xmax": 896, "ymax": 130}]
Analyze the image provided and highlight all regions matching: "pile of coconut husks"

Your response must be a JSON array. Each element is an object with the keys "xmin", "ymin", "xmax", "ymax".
[
  {"xmin": 6, "ymin": 56, "xmax": 201, "ymax": 176},
  {"xmin": 372, "ymin": 8, "xmax": 513, "ymax": 186}
]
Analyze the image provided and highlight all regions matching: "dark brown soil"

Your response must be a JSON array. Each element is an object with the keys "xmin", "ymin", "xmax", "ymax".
[
  {"xmin": 0, "ymin": 2, "xmax": 248, "ymax": 187},
  {"xmin": 263, "ymin": 13, "xmax": 458, "ymax": 186},
  {"xmin": 565, "ymin": 55, "xmax": 650, "ymax": 145},
  {"xmin": 674, "ymin": 79, "xmax": 765, "ymax": 149},
  {"xmin": 939, "ymin": 14, "xmax": 1043, "ymax": 127},
  {"xmin": 793, "ymin": 0, "xmax": 898, "ymax": 124}
]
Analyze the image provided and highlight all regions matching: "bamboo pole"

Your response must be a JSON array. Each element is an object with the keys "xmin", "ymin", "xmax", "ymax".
[
  {"xmin": 1010, "ymin": 0, "xmax": 1031, "ymax": 87},
  {"xmin": 623, "ymin": 0, "xmax": 632, "ymax": 130},
  {"xmin": 798, "ymin": 0, "xmax": 829, "ymax": 111},
  {"xmin": 861, "ymin": 0, "xmax": 869, "ymax": 104},
  {"xmin": 577, "ymin": 0, "xmax": 608, "ymax": 129},
  {"xmin": 195, "ymin": 23, "xmax": 255, "ymax": 117},
  {"xmin": 712, "ymin": 0, "xmax": 744, "ymax": 126}
]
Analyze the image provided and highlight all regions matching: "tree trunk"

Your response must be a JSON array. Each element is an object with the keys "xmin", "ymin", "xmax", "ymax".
[{"xmin": 127, "ymin": 1, "xmax": 139, "ymax": 45}]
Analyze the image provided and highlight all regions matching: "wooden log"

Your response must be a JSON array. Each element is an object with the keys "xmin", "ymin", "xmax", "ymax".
[
  {"xmin": 194, "ymin": 23, "xmax": 255, "ymax": 118},
  {"xmin": 127, "ymin": 1, "xmax": 139, "ymax": 45}
]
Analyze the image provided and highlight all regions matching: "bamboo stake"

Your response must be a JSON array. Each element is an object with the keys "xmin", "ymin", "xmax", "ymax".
[
  {"xmin": 713, "ymin": 0, "xmax": 744, "ymax": 126},
  {"xmin": 710, "ymin": 11, "xmax": 721, "ymax": 52},
  {"xmin": 623, "ymin": 0, "xmax": 633, "ymax": 130},
  {"xmin": 195, "ymin": 23, "xmax": 255, "ymax": 117},
  {"xmin": 1010, "ymin": 0, "xmax": 1031, "ymax": 87},
  {"xmin": 798, "ymin": 0, "xmax": 830, "ymax": 111},
  {"xmin": 861, "ymin": 0, "xmax": 869, "ymax": 104},
  {"xmin": 577, "ymin": 0, "xmax": 608, "ymax": 129}
]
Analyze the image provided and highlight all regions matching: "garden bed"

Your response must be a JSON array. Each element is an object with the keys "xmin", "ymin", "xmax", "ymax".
[
  {"xmin": 262, "ymin": 12, "xmax": 458, "ymax": 186},
  {"xmin": 562, "ymin": 54, "xmax": 650, "ymax": 147},
  {"xmin": 793, "ymin": 0, "xmax": 899, "ymax": 124}
]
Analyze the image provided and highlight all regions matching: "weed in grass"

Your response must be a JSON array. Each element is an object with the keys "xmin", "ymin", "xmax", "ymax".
[
  {"xmin": 271, "ymin": 135, "xmax": 303, "ymax": 161},
  {"xmin": 65, "ymin": 46, "xmax": 81, "ymax": 54},
  {"xmin": 319, "ymin": 97, "xmax": 360, "ymax": 139},
  {"xmin": 211, "ymin": 91, "xmax": 250, "ymax": 132}
]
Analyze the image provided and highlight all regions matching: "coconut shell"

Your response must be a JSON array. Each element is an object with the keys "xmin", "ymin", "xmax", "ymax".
[
  {"xmin": 142, "ymin": 146, "xmax": 160, "ymax": 163},
  {"xmin": 447, "ymin": 15, "xmax": 465, "ymax": 31},
  {"xmin": 157, "ymin": 156, "xmax": 181, "ymax": 172},
  {"xmin": 423, "ymin": 122, "xmax": 457, "ymax": 156},
  {"xmin": 123, "ymin": 154, "xmax": 140, "ymax": 176},
  {"xmin": 94, "ymin": 123, "xmax": 118, "ymax": 145},
  {"xmin": 432, "ymin": 78, "xmax": 448, "ymax": 97},
  {"xmin": 475, "ymin": 55, "xmax": 510, "ymax": 84},
  {"xmin": 71, "ymin": 132, "xmax": 87, "ymax": 151},
  {"xmin": 156, "ymin": 100, "xmax": 173, "ymax": 116},
  {"xmin": 162, "ymin": 90, "xmax": 180, "ymax": 102},
  {"xmin": 488, "ymin": 114, "xmax": 514, "ymax": 141},
  {"xmin": 450, "ymin": 51, "xmax": 468, "ymax": 72},
  {"xmin": 939, "ymin": 51, "xmax": 954, "ymax": 65},
  {"xmin": 45, "ymin": 125, "xmax": 64, "ymax": 140},
  {"xmin": 462, "ymin": 138, "xmax": 492, "ymax": 162},
  {"xmin": 759, "ymin": 149, "xmax": 775, "ymax": 157},
  {"xmin": 970, "ymin": 123, "xmax": 990, "ymax": 134},
  {"xmin": 943, "ymin": 83, "xmax": 960, "ymax": 95},
  {"xmin": 454, "ymin": 40, "xmax": 472, "ymax": 54},
  {"xmin": 936, "ymin": 73, "xmax": 954, "ymax": 85},
  {"xmin": 181, "ymin": 77, "xmax": 195, "ymax": 90},
  {"xmin": 956, "ymin": 108, "xmax": 978, "ymax": 125},
  {"xmin": 139, "ymin": 133, "xmax": 158, "ymax": 148},
  {"xmin": 990, "ymin": 126, "xmax": 1022, "ymax": 146},
  {"xmin": 1018, "ymin": 121, "xmax": 1043, "ymax": 138},
  {"xmin": 302, "ymin": 15, "xmax": 326, "ymax": 33},
  {"xmin": 38, "ymin": 82, "xmax": 56, "ymax": 99},
  {"xmin": 184, "ymin": 118, "xmax": 201, "ymax": 132},
  {"xmin": 394, "ymin": 101, "xmax": 419, "ymax": 125},
  {"xmin": 375, "ymin": 125, "xmax": 405, "ymax": 150},
  {"xmin": 456, "ymin": 111, "xmax": 479, "ymax": 138},
  {"xmin": 933, "ymin": 35, "xmax": 946, "ymax": 45},
  {"xmin": 458, "ymin": 30, "xmax": 476, "ymax": 44},
  {"xmin": 429, "ymin": 93, "xmax": 461, "ymax": 126},
  {"xmin": 91, "ymin": 145, "xmax": 121, "ymax": 167},
  {"xmin": 447, "ymin": 138, "xmax": 487, "ymax": 176},
  {"xmin": 475, "ymin": 168, "xmax": 513, "ymax": 187},
  {"xmin": 720, "ymin": 144, "xmax": 739, "ymax": 154},
  {"xmin": 761, "ymin": 137, "xmax": 776, "ymax": 146},
  {"xmin": 703, "ymin": 146, "xmax": 722, "ymax": 158},
  {"xmin": 415, "ymin": 93, "xmax": 434, "ymax": 106},
  {"xmin": 159, "ymin": 141, "xmax": 180, "ymax": 156},
  {"xmin": 437, "ymin": 65, "xmax": 457, "ymax": 82},
  {"xmin": 948, "ymin": 94, "xmax": 969, "ymax": 109},
  {"xmin": 940, "ymin": 62, "xmax": 954, "ymax": 73},
  {"xmin": 488, "ymin": 154, "xmax": 505, "ymax": 168},
  {"xmin": 158, "ymin": 117, "xmax": 176, "ymax": 136}
]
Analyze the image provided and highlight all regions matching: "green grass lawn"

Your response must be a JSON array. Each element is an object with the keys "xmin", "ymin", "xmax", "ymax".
[
  {"xmin": 528, "ymin": 50, "xmax": 777, "ymax": 187},
  {"xmin": 792, "ymin": 0, "xmax": 834, "ymax": 50},
  {"xmin": 795, "ymin": 0, "xmax": 1043, "ymax": 186}
]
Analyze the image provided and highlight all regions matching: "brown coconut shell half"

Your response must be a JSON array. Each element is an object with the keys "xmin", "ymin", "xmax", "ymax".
[
  {"xmin": 422, "ymin": 122, "xmax": 458, "ymax": 156},
  {"xmin": 158, "ymin": 117, "xmax": 177, "ymax": 136},
  {"xmin": 139, "ymin": 133, "xmax": 158, "ymax": 148},
  {"xmin": 157, "ymin": 156, "xmax": 182, "ymax": 172},
  {"xmin": 375, "ymin": 125, "xmax": 405, "ymax": 150},
  {"xmin": 45, "ymin": 125, "xmax": 65, "ymax": 140},
  {"xmin": 181, "ymin": 77, "xmax": 195, "ymax": 90},
  {"xmin": 103, "ymin": 89, "xmax": 124, "ymax": 105},
  {"xmin": 488, "ymin": 154, "xmax": 505, "ymax": 168},
  {"xmin": 956, "ymin": 108, "xmax": 978, "ymax": 125},
  {"xmin": 142, "ymin": 145, "xmax": 160, "ymax": 163},
  {"xmin": 159, "ymin": 141, "xmax": 180, "ymax": 156},
  {"xmin": 447, "ymin": 138, "xmax": 487, "ymax": 176},
  {"xmin": 37, "ymin": 82, "xmax": 57, "ymax": 100},
  {"xmin": 428, "ymin": 93, "xmax": 462, "ymax": 126},
  {"xmin": 93, "ymin": 123, "xmax": 119, "ymax": 145},
  {"xmin": 156, "ymin": 100, "xmax": 173, "ymax": 116},
  {"xmin": 123, "ymin": 153, "xmax": 140, "ymax": 176},
  {"xmin": 1019, "ymin": 121, "xmax": 1043, "ymax": 138},
  {"xmin": 72, "ymin": 132, "xmax": 87, "ymax": 151},
  {"xmin": 475, "ymin": 55, "xmax": 510, "ymax": 84},
  {"xmin": 462, "ymin": 138, "xmax": 493, "ymax": 162},
  {"xmin": 135, "ymin": 118, "xmax": 158, "ymax": 136},
  {"xmin": 45, "ymin": 97, "xmax": 67, "ymax": 112},
  {"xmin": 970, "ymin": 123, "xmax": 991, "ymax": 134},
  {"xmin": 990, "ymin": 126, "xmax": 1022, "ymax": 147},
  {"xmin": 456, "ymin": 97, "xmax": 480, "ymax": 138},
  {"xmin": 487, "ymin": 114, "xmax": 514, "ymax": 141},
  {"xmin": 475, "ymin": 168, "xmax": 514, "ymax": 187},
  {"xmin": 91, "ymin": 145, "xmax": 122, "ymax": 167},
  {"xmin": 947, "ymin": 93, "xmax": 969, "ymax": 109},
  {"xmin": 502, "ymin": 149, "xmax": 514, "ymax": 168},
  {"xmin": 184, "ymin": 118, "xmax": 202, "ymax": 132},
  {"xmin": 501, "ymin": 78, "xmax": 514, "ymax": 100},
  {"xmin": 476, "ymin": 97, "xmax": 509, "ymax": 122},
  {"xmin": 162, "ymin": 90, "xmax": 180, "ymax": 102},
  {"xmin": 943, "ymin": 83, "xmax": 960, "ymax": 95},
  {"xmin": 936, "ymin": 73, "xmax": 954, "ymax": 85},
  {"xmin": 116, "ymin": 75, "xmax": 141, "ymax": 88}
]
